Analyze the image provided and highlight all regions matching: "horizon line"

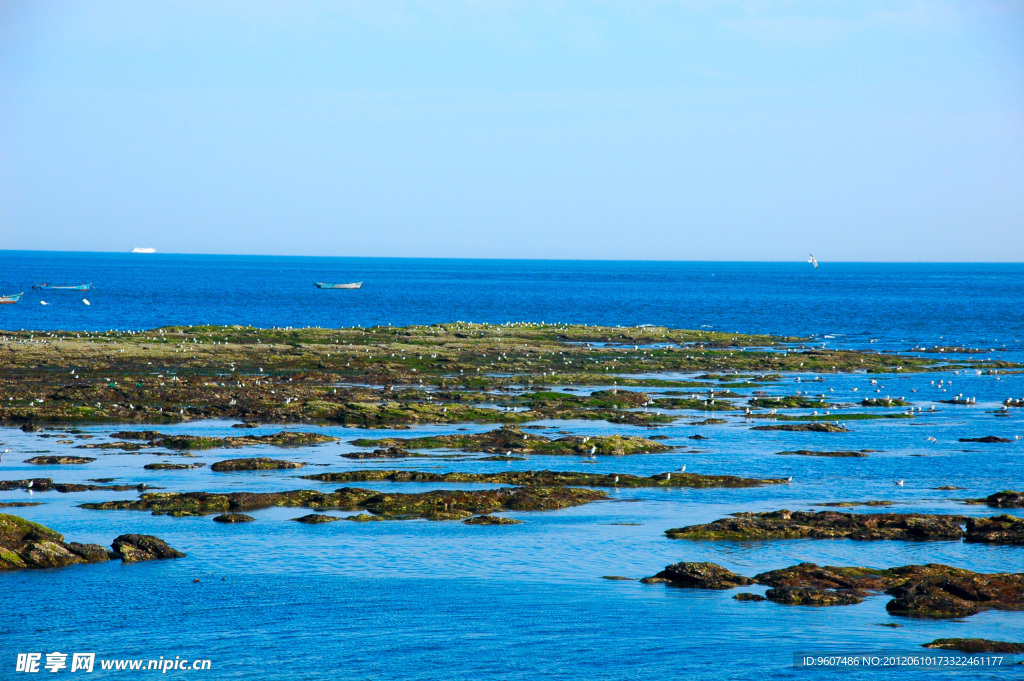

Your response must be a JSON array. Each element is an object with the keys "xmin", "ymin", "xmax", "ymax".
[{"xmin": 1, "ymin": 249, "xmax": 1022, "ymax": 265}]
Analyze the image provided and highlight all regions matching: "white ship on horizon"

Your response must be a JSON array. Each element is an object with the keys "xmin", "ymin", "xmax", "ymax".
[{"xmin": 131, "ymin": 247, "xmax": 157, "ymax": 254}]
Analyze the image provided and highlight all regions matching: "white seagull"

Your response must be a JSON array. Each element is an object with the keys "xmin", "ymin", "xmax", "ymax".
[
  {"xmin": 808, "ymin": 254, "xmax": 818, "ymax": 268},
  {"xmin": 894, "ymin": 479, "xmax": 904, "ymax": 487},
  {"xmin": 82, "ymin": 299, "xmax": 90, "ymax": 305}
]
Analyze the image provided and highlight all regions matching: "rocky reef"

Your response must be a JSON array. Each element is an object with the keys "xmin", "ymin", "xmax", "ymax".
[
  {"xmin": 1, "ymin": 514, "xmax": 183, "ymax": 570},
  {"xmin": 959, "ymin": 436, "xmax": 1013, "ymax": 443},
  {"xmin": 144, "ymin": 462, "xmax": 205, "ymax": 470},
  {"xmin": 349, "ymin": 426, "xmax": 671, "ymax": 456},
  {"xmin": 641, "ymin": 559, "xmax": 1024, "ymax": 619},
  {"xmin": 964, "ymin": 491, "xmax": 1024, "ymax": 508},
  {"xmin": 212, "ymin": 513, "xmax": 254, "ymax": 523},
  {"xmin": 80, "ymin": 485, "xmax": 607, "ymax": 521},
  {"xmin": 751, "ymin": 423, "xmax": 850, "ymax": 432},
  {"xmin": 462, "ymin": 515, "xmax": 522, "ymax": 525},
  {"xmin": 24, "ymin": 456, "xmax": 95, "ymax": 465},
  {"xmin": 923, "ymin": 639, "xmax": 1024, "ymax": 654},
  {"xmin": 210, "ymin": 458, "xmax": 304, "ymax": 472},
  {"xmin": 81, "ymin": 430, "xmax": 337, "ymax": 451},
  {"xmin": 664, "ymin": 510, "xmax": 967, "ymax": 542},
  {"xmin": 303, "ymin": 468, "xmax": 785, "ymax": 488},
  {"xmin": 0, "ymin": 478, "xmax": 154, "ymax": 493},
  {"xmin": 964, "ymin": 515, "xmax": 1024, "ymax": 545},
  {"xmin": 640, "ymin": 561, "xmax": 753, "ymax": 588}
]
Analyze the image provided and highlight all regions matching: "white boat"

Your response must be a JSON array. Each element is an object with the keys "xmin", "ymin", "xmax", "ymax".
[
  {"xmin": 131, "ymin": 247, "xmax": 156, "ymax": 254},
  {"xmin": 315, "ymin": 282, "xmax": 362, "ymax": 289}
]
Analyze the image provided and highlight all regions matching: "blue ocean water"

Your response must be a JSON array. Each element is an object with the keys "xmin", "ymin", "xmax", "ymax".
[{"xmin": 1, "ymin": 252, "xmax": 1023, "ymax": 680}]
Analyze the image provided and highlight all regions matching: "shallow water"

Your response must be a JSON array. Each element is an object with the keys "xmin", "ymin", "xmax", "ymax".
[{"xmin": 1, "ymin": 255, "xmax": 1023, "ymax": 679}]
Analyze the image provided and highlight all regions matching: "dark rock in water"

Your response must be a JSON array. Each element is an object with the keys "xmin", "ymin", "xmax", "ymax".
[
  {"xmin": 688, "ymin": 435, "xmax": 708, "ymax": 440},
  {"xmin": 644, "ymin": 561, "xmax": 753, "ymax": 589},
  {"xmin": 66, "ymin": 542, "xmax": 112, "ymax": 562},
  {"xmin": 231, "ymin": 422, "xmax": 260, "ymax": 428},
  {"xmin": 923, "ymin": 639, "xmax": 1024, "ymax": 654},
  {"xmin": 959, "ymin": 436, "xmax": 1012, "ymax": 443},
  {"xmin": 1, "ymin": 514, "xmax": 112, "ymax": 570},
  {"xmin": 752, "ymin": 423, "xmax": 850, "ymax": 432},
  {"xmin": 815, "ymin": 501, "xmax": 894, "ymax": 508},
  {"xmin": 0, "ymin": 501, "xmax": 43, "ymax": 508},
  {"xmin": 933, "ymin": 486, "xmax": 966, "ymax": 491},
  {"xmin": 292, "ymin": 513, "xmax": 341, "ymax": 524},
  {"xmin": 462, "ymin": 515, "xmax": 522, "ymax": 525},
  {"xmin": 665, "ymin": 510, "xmax": 967, "ymax": 542},
  {"xmin": 24, "ymin": 456, "xmax": 95, "ymax": 465},
  {"xmin": 144, "ymin": 463, "xmax": 206, "ymax": 470},
  {"xmin": 602, "ymin": 575, "xmax": 635, "ymax": 581},
  {"xmin": 478, "ymin": 455, "xmax": 527, "ymax": 461},
  {"xmin": 964, "ymin": 515, "xmax": 1024, "ymax": 545},
  {"xmin": 965, "ymin": 490, "xmax": 1024, "ymax": 508},
  {"xmin": 210, "ymin": 457, "xmax": 304, "ymax": 472},
  {"xmin": 733, "ymin": 592, "xmax": 766, "ymax": 602},
  {"xmin": 648, "ymin": 435, "xmax": 670, "ymax": 440},
  {"xmin": 98, "ymin": 430, "xmax": 337, "ymax": 451},
  {"xmin": 777, "ymin": 450, "xmax": 867, "ymax": 458},
  {"xmin": 766, "ymin": 587, "xmax": 863, "ymax": 606},
  {"xmin": 111, "ymin": 534, "xmax": 185, "ymax": 562},
  {"xmin": 212, "ymin": 513, "xmax": 254, "ymax": 523},
  {"xmin": 884, "ymin": 570, "xmax": 1024, "ymax": 619},
  {"xmin": 751, "ymin": 562, "xmax": 1024, "ymax": 619},
  {"xmin": 20, "ymin": 423, "xmax": 39, "ymax": 432},
  {"xmin": 341, "ymin": 447, "xmax": 426, "ymax": 459}
]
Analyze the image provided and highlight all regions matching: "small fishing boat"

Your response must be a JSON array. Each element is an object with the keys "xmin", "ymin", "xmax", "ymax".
[
  {"xmin": 315, "ymin": 282, "xmax": 362, "ymax": 289},
  {"xmin": 0, "ymin": 292, "xmax": 24, "ymax": 304},
  {"xmin": 32, "ymin": 283, "xmax": 92, "ymax": 291}
]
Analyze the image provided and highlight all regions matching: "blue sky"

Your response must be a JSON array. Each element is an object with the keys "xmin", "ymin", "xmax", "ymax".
[{"xmin": 1, "ymin": 1, "xmax": 1022, "ymax": 261}]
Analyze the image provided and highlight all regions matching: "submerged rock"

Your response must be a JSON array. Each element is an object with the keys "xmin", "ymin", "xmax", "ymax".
[
  {"xmin": 958, "ymin": 436, "xmax": 1012, "ymax": 443},
  {"xmin": 210, "ymin": 457, "xmax": 304, "ymax": 472},
  {"xmin": 0, "ymin": 478, "xmax": 154, "ymax": 493},
  {"xmin": 24, "ymin": 456, "xmax": 95, "ymax": 465},
  {"xmin": 111, "ymin": 534, "xmax": 186, "ymax": 562},
  {"xmin": 776, "ymin": 450, "xmax": 867, "ymax": 458},
  {"xmin": 923, "ymin": 639, "xmax": 1024, "ymax": 654},
  {"xmin": 212, "ymin": 513, "xmax": 254, "ymax": 523},
  {"xmin": 642, "ymin": 561, "xmax": 754, "ymax": 589},
  {"xmin": 665, "ymin": 510, "xmax": 967, "ymax": 542}
]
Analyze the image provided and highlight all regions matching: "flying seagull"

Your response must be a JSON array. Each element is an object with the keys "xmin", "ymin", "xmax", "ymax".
[{"xmin": 808, "ymin": 254, "xmax": 818, "ymax": 268}]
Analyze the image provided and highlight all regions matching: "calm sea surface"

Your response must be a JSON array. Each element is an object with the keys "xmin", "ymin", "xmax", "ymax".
[{"xmin": 1, "ymin": 252, "xmax": 1022, "ymax": 679}]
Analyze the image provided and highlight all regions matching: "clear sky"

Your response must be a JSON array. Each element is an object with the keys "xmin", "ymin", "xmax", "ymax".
[{"xmin": 1, "ymin": 1, "xmax": 1022, "ymax": 261}]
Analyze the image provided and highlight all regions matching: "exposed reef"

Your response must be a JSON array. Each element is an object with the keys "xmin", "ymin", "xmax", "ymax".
[
  {"xmin": 1, "ymin": 514, "xmax": 182, "ymax": 570},
  {"xmin": 776, "ymin": 450, "xmax": 867, "ymax": 458},
  {"xmin": 0, "ymin": 324, "xmax": 996, "ymax": 428},
  {"xmin": 24, "ymin": 456, "xmax": 95, "ymax": 465},
  {"xmin": 349, "ymin": 426, "xmax": 671, "ymax": 456},
  {"xmin": 642, "ymin": 559, "xmax": 1024, "ymax": 619},
  {"xmin": 80, "ymin": 430, "xmax": 337, "ymax": 451},
  {"xmin": 923, "ymin": 639, "xmax": 1024, "ymax": 654},
  {"xmin": 664, "ymin": 510, "xmax": 967, "ymax": 542},
  {"xmin": 80, "ymin": 485, "xmax": 607, "ymax": 521},
  {"xmin": 210, "ymin": 458, "xmax": 304, "ymax": 472},
  {"xmin": 303, "ymin": 469, "xmax": 785, "ymax": 488}
]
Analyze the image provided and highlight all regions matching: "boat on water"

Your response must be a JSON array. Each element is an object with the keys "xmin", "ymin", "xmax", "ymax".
[
  {"xmin": 131, "ymin": 247, "xmax": 156, "ymax": 254},
  {"xmin": 32, "ymin": 283, "xmax": 92, "ymax": 291},
  {"xmin": 0, "ymin": 292, "xmax": 24, "ymax": 304},
  {"xmin": 315, "ymin": 282, "xmax": 362, "ymax": 289}
]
